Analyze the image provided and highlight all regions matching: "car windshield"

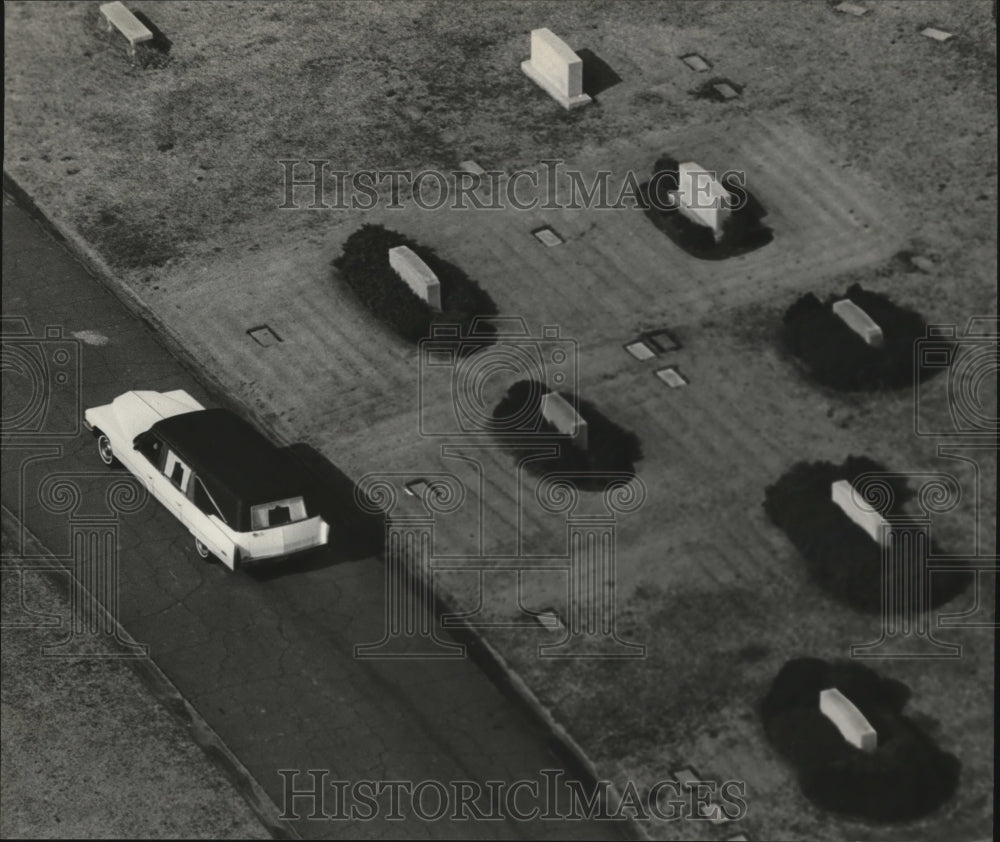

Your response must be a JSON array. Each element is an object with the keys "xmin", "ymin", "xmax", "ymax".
[{"xmin": 250, "ymin": 497, "xmax": 307, "ymax": 530}]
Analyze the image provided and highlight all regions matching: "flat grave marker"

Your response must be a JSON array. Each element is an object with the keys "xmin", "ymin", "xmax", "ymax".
[
  {"xmin": 921, "ymin": 27, "xmax": 954, "ymax": 42},
  {"xmin": 656, "ymin": 366, "xmax": 688, "ymax": 388},
  {"xmin": 835, "ymin": 2, "xmax": 870, "ymax": 16},
  {"xmin": 535, "ymin": 607, "xmax": 565, "ymax": 630},
  {"xmin": 672, "ymin": 767, "xmax": 701, "ymax": 789},
  {"xmin": 625, "ymin": 340, "xmax": 657, "ymax": 360},
  {"xmin": 247, "ymin": 325, "xmax": 282, "ymax": 347},
  {"xmin": 681, "ymin": 54, "xmax": 711, "ymax": 72},
  {"xmin": 714, "ymin": 82, "xmax": 740, "ymax": 100},
  {"xmin": 642, "ymin": 328, "xmax": 681, "ymax": 353},
  {"xmin": 533, "ymin": 226, "xmax": 565, "ymax": 247}
]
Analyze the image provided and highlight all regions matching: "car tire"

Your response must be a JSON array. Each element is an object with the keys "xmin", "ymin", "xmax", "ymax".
[
  {"xmin": 96, "ymin": 433, "xmax": 120, "ymax": 467},
  {"xmin": 194, "ymin": 538, "xmax": 213, "ymax": 560}
]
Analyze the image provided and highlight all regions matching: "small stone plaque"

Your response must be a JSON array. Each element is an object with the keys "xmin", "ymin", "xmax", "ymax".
[
  {"xmin": 656, "ymin": 367, "xmax": 688, "ymax": 388},
  {"xmin": 681, "ymin": 54, "xmax": 711, "ymax": 72},
  {"xmin": 714, "ymin": 82, "xmax": 740, "ymax": 100},
  {"xmin": 533, "ymin": 226, "xmax": 564, "ymax": 247},
  {"xmin": 535, "ymin": 608, "xmax": 564, "ymax": 630},
  {"xmin": 697, "ymin": 802, "xmax": 730, "ymax": 824},
  {"xmin": 835, "ymin": 2, "xmax": 869, "ymax": 16},
  {"xmin": 459, "ymin": 160, "xmax": 487, "ymax": 177},
  {"xmin": 643, "ymin": 328, "xmax": 681, "ymax": 353},
  {"xmin": 625, "ymin": 340, "xmax": 656, "ymax": 361},
  {"xmin": 247, "ymin": 325, "xmax": 282, "ymax": 347},
  {"xmin": 672, "ymin": 767, "xmax": 700, "ymax": 789},
  {"xmin": 921, "ymin": 27, "xmax": 953, "ymax": 41}
]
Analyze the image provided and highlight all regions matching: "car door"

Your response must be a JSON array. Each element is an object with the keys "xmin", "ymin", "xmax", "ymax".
[{"xmin": 131, "ymin": 431, "xmax": 167, "ymax": 497}]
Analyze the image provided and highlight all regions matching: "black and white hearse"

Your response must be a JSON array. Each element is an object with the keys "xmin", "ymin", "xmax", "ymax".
[{"xmin": 85, "ymin": 390, "xmax": 330, "ymax": 569}]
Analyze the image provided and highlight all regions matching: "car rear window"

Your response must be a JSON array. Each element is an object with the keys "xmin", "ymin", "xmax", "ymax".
[{"xmin": 251, "ymin": 496, "xmax": 307, "ymax": 529}]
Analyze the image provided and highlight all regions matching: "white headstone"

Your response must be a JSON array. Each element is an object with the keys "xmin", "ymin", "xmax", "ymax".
[
  {"xmin": 541, "ymin": 392, "xmax": 588, "ymax": 449},
  {"xmin": 831, "ymin": 479, "xmax": 889, "ymax": 547},
  {"xmin": 388, "ymin": 246, "xmax": 441, "ymax": 311},
  {"xmin": 832, "ymin": 299, "xmax": 884, "ymax": 347},
  {"xmin": 521, "ymin": 28, "xmax": 592, "ymax": 110},
  {"xmin": 676, "ymin": 162, "xmax": 733, "ymax": 239},
  {"xmin": 819, "ymin": 687, "xmax": 877, "ymax": 752}
]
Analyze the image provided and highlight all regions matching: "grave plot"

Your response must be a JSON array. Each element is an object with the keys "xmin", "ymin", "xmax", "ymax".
[
  {"xmin": 488, "ymin": 379, "xmax": 642, "ymax": 488},
  {"xmin": 761, "ymin": 658, "xmax": 961, "ymax": 821},
  {"xmin": 332, "ymin": 223, "xmax": 497, "ymax": 344},
  {"xmin": 639, "ymin": 154, "xmax": 773, "ymax": 260},
  {"xmin": 781, "ymin": 283, "xmax": 940, "ymax": 391},
  {"xmin": 763, "ymin": 457, "xmax": 971, "ymax": 613}
]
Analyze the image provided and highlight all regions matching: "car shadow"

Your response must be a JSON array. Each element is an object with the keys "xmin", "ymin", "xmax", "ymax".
[
  {"xmin": 577, "ymin": 48, "xmax": 622, "ymax": 97},
  {"xmin": 245, "ymin": 443, "xmax": 385, "ymax": 580}
]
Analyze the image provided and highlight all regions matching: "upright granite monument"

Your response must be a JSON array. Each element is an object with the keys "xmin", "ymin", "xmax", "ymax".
[{"xmin": 521, "ymin": 28, "xmax": 592, "ymax": 110}]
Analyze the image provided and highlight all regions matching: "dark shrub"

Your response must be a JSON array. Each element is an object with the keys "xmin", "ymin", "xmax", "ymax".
[
  {"xmin": 761, "ymin": 658, "xmax": 960, "ymax": 822},
  {"xmin": 764, "ymin": 458, "xmax": 971, "ymax": 613},
  {"xmin": 492, "ymin": 379, "xmax": 642, "ymax": 489},
  {"xmin": 782, "ymin": 284, "xmax": 943, "ymax": 391},
  {"xmin": 332, "ymin": 224, "xmax": 498, "ymax": 344},
  {"xmin": 640, "ymin": 156, "xmax": 773, "ymax": 259}
]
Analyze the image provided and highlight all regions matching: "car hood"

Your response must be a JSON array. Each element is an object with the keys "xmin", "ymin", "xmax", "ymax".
[{"xmin": 86, "ymin": 390, "xmax": 204, "ymax": 442}]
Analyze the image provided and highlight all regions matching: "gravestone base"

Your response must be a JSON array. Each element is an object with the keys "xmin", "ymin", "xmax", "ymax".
[{"xmin": 521, "ymin": 59, "xmax": 592, "ymax": 110}]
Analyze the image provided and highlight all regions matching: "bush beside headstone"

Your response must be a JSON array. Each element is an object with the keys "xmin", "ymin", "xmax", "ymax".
[
  {"xmin": 782, "ymin": 284, "xmax": 939, "ymax": 391},
  {"xmin": 333, "ymin": 224, "xmax": 498, "ymax": 344},
  {"xmin": 761, "ymin": 658, "xmax": 960, "ymax": 821},
  {"xmin": 764, "ymin": 457, "xmax": 970, "ymax": 613}
]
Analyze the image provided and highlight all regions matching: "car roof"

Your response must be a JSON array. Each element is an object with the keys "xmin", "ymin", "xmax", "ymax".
[{"xmin": 149, "ymin": 408, "xmax": 310, "ymax": 529}]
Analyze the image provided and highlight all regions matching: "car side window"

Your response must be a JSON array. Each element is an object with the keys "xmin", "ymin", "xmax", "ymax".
[
  {"xmin": 163, "ymin": 449, "xmax": 192, "ymax": 493},
  {"xmin": 191, "ymin": 477, "xmax": 223, "ymax": 520},
  {"xmin": 134, "ymin": 432, "xmax": 163, "ymax": 467}
]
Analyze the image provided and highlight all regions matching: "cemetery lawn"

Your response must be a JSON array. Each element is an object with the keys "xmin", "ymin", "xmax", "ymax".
[{"xmin": 5, "ymin": 2, "xmax": 995, "ymax": 840}]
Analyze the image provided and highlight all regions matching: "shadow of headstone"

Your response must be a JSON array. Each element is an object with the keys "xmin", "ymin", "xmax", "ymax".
[
  {"xmin": 132, "ymin": 10, "xmax": 172, "ymax": 54},
  {"xmin": 577, "ymin": 48, "xmax": 622, "ymax": 97}
]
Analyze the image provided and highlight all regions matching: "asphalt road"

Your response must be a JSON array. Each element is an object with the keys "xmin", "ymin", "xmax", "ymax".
[{"xmin": 0, "ymin": 196, "xmax": 634, "ymax": 840}]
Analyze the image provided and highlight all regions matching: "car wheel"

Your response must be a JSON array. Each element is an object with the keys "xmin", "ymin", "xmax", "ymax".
[
  {"xmin": 194, "ymin": 538, "xmax": 213, "ymax": 560},
  {"xmin": 97, "ymin": 433, "xmax": 119, "ymax": 467}
]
